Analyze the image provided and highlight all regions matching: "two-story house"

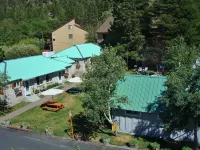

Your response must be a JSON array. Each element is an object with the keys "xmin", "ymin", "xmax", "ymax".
[
  {"xmin": 96, "ymin": 16, "xmax": 114, "ymax": 44},
  {"xmin": 52, "ymin": 18, "xmax": 88, "ymax": 53}
]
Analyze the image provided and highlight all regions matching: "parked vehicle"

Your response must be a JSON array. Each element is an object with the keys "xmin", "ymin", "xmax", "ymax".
[
  {"xmin": 66, "ymin": 87, "xmax": 83, "ymax": 94},
  {"xmin": 40, "ymin": 101, "xmax": 64, "ymax": 111}
]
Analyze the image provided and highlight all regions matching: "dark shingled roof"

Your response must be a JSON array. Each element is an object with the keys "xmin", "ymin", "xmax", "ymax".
[{"xmin": 96, "ymin": 16, "xmax": 114, "ymax": 33}]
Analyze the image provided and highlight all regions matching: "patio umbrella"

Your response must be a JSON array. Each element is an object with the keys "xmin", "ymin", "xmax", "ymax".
[
  {"xmin": 67, "ymin": 77, "xmax": 83, "ymax": 83},
  {"xmin": 41, "ymin": 89, "xmax": 64, "ymax": 100}
]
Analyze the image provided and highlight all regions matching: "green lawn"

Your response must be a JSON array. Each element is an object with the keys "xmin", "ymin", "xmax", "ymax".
[
  {"xmin": 11, "ymin": 93, "xmax": 83, "ymax": 136},
  {"xmin": 0, "ymin": 100, "xmax": 30, "ymax": 117},
  {"xmin": 10, "ymin": 94, "xmax": 186, "ymax": 150},
  {"xmin": 56, "ymin": 85, "xmax": 64, "ymax": 89}
]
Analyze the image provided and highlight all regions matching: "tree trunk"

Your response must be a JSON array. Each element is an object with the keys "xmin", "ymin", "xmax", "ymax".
[
  {"xmin": 104, "ymin": 109, "xmax": 113, "ymax": 125},
  {"xmin": 194, "ymin": 118, "xmax": 198, "ymax": 150}
]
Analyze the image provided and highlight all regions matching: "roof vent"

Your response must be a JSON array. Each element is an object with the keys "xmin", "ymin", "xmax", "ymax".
[{"xmin": 42, "ymin": 51, "xmax": 55, "ymax": 57}]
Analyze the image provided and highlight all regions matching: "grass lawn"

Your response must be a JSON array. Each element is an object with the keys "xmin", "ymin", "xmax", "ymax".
[
  {"xmin": 56, "ymin": 85, "xmax": 64, "ymax": 89},
  {"xmin": 10, "ymin": 94, "xmax": 187, "ymax": 150},
  {"xmin": 11, "ymin": 93, "xmax": 83, "ymax": 136},
  {"xmin": 0, "ymin": 100, "xmax": 31, "ymax": 117}
]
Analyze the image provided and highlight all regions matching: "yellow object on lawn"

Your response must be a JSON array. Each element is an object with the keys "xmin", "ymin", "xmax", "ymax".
[{"xmin": 112, "ymin": 123, "xmax": 119, "ymax": 132}]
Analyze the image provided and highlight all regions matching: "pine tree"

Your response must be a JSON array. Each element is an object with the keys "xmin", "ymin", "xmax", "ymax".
[
  {"xmin": 104, "ymin": 0, "xmax": 150, "ymax": 62},
  {"xmin": 150, "ymin": 0, "xmax": 200, "ymax": 45}
]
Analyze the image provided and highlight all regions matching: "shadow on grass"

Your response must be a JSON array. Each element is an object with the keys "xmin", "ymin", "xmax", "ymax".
[
  {"xmin": 66, "ymin": 112, "xmax": 100, "ymax": 141},
  {"xmin": 64, "ymin": 129, "xmax": 73, "ymax": 137}
]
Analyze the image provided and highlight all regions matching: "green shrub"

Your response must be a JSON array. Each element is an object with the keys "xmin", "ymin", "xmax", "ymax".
[
  {"xmin": 138, "ymin": 140, "xmax": 150, "ymax": 149},
  {"xmin": 150, "ymin": 142, "xmax": 160, "ymax": 149},
  {"xmin": 129, "ymin": 139, "xmax": 138, "ymax": 145},
  {"xmin": 147, "ymin": 71, "xmax": 155, "ymax": 75},
  {"xmin": 134, "ymin": 137, "xmax": 149, "ymax": 149},
  {"xmin": 46, "ymin": 83, "xmax": 59, "ymax": 89},
  {"xmin": 182, "ymin": 146, "xmax": 192, "ymax": 150},
  {"xmin": 4, "ymin": 44, "xmax": 40, "ymax": 60},
  {"xmin": 34, "ymin": 89, "xmax": 39, "ymax": 94},
  {"xmin": 102, "ymin": 134, "xmax": 110, "ymax": 139}
]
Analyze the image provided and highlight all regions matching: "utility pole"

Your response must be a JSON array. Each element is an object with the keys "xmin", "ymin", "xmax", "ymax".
[{"xmin": 69, "ymin": 110, "xmax": 74, "ymax": 140}]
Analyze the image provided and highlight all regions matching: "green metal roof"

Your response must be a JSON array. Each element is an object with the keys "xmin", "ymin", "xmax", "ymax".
[
  {"xmin": 51, "ymin": 43, "xmax": 101, "ymax": 60},
  {"xmin": 116, "ymin": 75, "xmax": 166, "ymax": 113},
  {"xmin": 0, "ymin": 43, "xmax": 101, "ymax": 82},
  {"xmin": 50, "ymin": 57, "xmax": 75, "ymax": 64},
  {"xmin": 76, "ymin": 43, "xmax": 101, "ymax": 58},
  {"xmin": 0, "ymin": 55, "xmax": 70, "ymax": 81},
  {"xmin": 51, "ymin": 46, "xmax": 82, "ymax": 59}
]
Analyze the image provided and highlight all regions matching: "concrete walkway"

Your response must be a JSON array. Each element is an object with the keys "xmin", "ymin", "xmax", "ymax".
[{"xmin": 0, "ymin": 83, "xmax": 78, "ymax": 124}]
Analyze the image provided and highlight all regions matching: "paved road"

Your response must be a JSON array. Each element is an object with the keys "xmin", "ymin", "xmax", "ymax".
[{"xmin": 0, "ymin": 127, "xmax": 128, "ymax": 150}]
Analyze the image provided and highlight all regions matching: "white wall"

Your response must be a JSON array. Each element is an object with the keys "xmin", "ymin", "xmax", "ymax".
[
  {"xmin": 4, "ymin": 82, "xmax": 25, "ymax": 106},
  {"xmin": 23, "ymin": 71, "xmax": 65, "ymax": 96},
  {"xmin": 113, "ymin": 109, "xmax": 197, "ymax": 143}
]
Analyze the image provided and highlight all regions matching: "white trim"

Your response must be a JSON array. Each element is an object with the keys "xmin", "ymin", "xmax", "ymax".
[{"xmin": 125, "ymin": 110, "xmax": 141, "ymax": 117}]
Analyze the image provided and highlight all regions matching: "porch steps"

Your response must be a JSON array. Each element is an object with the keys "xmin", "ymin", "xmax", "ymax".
[{"xmin": 25, "ymin": 94, "xmax": 40, "ymax": 102}]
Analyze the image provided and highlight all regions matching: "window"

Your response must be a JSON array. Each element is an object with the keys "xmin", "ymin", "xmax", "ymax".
[
  {"xmin": 36, "ymin": 77, "xmax": 39, "ymax": 85},
  {"xmin": 13, "ymin": 82, "xmax": 20, "ymax": 88},
  {"xmin": 36, "ymin": 77, "xmax": 43, "ymax": 85},
  {"xmin": 46, "ymin": 74, "xmax": 52, "ymax": 82},
  {"xmin": 68, "ymin": 25, "xmax": 73, "ymax": 30},
  {"xmin": 16, "ymin": 82, "xmax": 20, "ymax": 87},
  {"xmin": 125, "ymin": 110, "xmax": 141, "ymax": 116},
  {"xmin": 69, "ymin": 34, "xmax": 73, "ymax": 40},
  {"xmin": 53, "ymin": 38, "xmax": 55, "ymax": 41}
]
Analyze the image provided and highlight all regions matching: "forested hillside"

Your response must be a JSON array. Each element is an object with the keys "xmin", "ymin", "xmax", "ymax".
[
  {"xmin": 104, "ymin": 0, "xmax": 200, "ymax": 69},
  {"xmin": 1, "ymin": 0, "xmax": 200, "ymax": 65},
  {"xmin": 0, "ymin": 0, "xmax": 113, "ymax": 47}
]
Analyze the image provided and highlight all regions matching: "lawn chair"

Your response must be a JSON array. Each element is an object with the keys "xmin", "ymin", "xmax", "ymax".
[
  {"xmin": 137, "ymin": 67, "xmax": 142, "ymax": 75},
  {"xmin": 138, "ymin": 67, "xmax": 142, "ymax": 72}
]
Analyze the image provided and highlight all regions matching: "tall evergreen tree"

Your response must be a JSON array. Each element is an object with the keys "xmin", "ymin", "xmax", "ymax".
[
  {"xmin": 149, "ymin": 0, "xmax": 200, "ymax": 45},
  {"xmin": 104, "ymin": 0, "xmax": 150, "ymax": 63},
  {"xmin": 0, "ymin": 0, "xmax": 114, "ymax": 49}
]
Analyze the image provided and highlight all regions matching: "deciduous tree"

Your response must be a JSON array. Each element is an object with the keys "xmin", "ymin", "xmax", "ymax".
[
  {"xmin": 3, "ymin": 44, "xmax": 40, "ymax": 60},
  {"xmin": 79, "ymin": 46, "xmax": 128, "ymax": 124},
  {"xmin": 161, "ymin": 39, "xmax": 200, "ymax": 150}
]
